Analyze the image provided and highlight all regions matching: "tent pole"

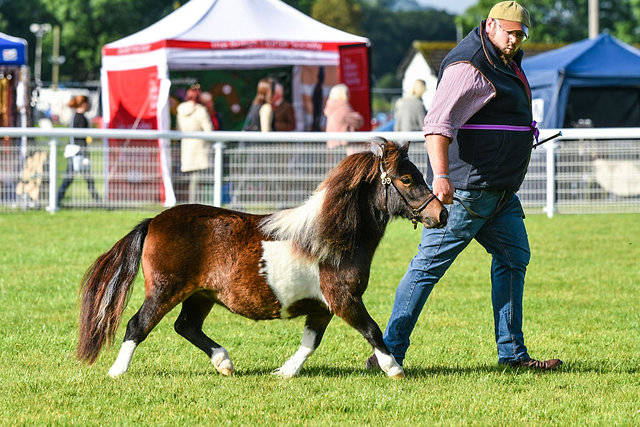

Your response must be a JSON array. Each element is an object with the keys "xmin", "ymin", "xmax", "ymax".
[
  {"xmin": 213, "ymin": 141, "xmax": 224, "ymax": 207},
  {"xmin": 589, "ymin": 0, "xmax": 599, "ymax": 39}
]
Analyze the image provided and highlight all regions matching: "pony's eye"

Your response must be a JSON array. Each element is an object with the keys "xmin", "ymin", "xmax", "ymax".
[{"xmin": 400, "ymin": 176, "xmax": 413, "ymax": 185}]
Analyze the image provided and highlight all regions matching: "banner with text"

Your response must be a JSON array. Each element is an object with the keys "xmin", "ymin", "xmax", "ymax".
[{"xmin": 338, "ymin": 44, "xmax": 371, "ymax": 131}]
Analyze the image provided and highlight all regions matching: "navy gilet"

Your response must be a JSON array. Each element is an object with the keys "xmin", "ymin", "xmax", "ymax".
[{"xmin": 428, "ymin": 21, "xmax": 533, "ymax": 192}]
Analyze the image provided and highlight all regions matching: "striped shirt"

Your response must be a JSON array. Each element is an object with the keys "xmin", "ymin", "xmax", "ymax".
[{"xmin": 423, "ymin": 62, "xmax": 495, "ymax": 139}]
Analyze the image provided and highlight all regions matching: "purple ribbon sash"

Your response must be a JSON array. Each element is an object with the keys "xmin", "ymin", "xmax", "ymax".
[{"xmin": 460, "ymin": 121, "xmax": 539, "ymax": 142}]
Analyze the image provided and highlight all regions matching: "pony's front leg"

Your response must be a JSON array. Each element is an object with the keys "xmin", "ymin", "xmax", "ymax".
[
  {"xmin": 273, "ymin": 310, "xmax": 333, "ymax": 378},
  {"xmin": 331, "ymin": 294, "xmax": 404, "ymax": 379}
]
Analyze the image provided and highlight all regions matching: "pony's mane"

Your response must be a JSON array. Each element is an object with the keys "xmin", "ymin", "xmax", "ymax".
[{"xmin": 261, "ymin": 143, "xmax": 402, "ymax": 264}]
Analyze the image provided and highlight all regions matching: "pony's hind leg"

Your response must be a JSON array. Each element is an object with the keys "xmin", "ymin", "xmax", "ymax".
[
  {"xmin": 174, "ymin": 293, "xmax": 234, "ymax": 376},
  {"xmin": 108, "ymin": 294, "xmax": 179, "ymax": 378},
  {"xmin": 273, "ymin": 309, "xmax": 333, "ymax": 378}
]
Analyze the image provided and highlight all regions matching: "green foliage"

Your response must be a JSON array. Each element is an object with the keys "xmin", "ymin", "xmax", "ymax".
[
  {"xmin": 0, "ymin": 0, "xmax": 177, "ymax": 81},
  {"xmin": 0, "ymin": 0, "xmax": 456, "ymax": 82},
  {"xmin": 361, "ymin": 5, "xmax": 456, "ymax": 78},
  {"xmin": 0, "ymin": 0, "xmax": 56, "ymax": 53},
  {"xmin": 371, "ymin": 95, "xmax": 392, "ymax": 114},
  {"xmin": 281, "ymin": 0, "xmax": 316, "ymax": 15},
  {"xmin": 456, "ymin": 0, "xmax": 640, "ymax": 44},
  {"xmin": 0, "ymin": 211, "xmax": 639, "ymax": 423},
  {"xmin": 374, "ymin": 72, "xmax": 401, "ymax": 88},
  {"xmin": 311, "ymin": 0, "xmax": 363, "ymax": 34}
]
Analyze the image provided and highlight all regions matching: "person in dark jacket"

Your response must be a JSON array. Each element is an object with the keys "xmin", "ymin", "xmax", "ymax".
[
  {"xmin": 272, "ymin": 82, "xmax": 296, "ymax": 131},
  {"xmin": 56, "ymin": 95, "xmax": 101, "ymax": 205},
  {"xmin": 367, "ymin": 1, "xmax": 563, "ymax": 374},
  {"xmin": 242, "ymin": 77, "xmax": 274, "ymax": 132}
]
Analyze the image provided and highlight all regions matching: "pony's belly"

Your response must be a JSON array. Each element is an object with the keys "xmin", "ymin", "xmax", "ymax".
[{"xmin": 260, "ymin": 240, "xmax": 328, "ymax": 318}]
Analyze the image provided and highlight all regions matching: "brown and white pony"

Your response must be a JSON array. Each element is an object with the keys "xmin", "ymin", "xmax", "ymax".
[{"xmin": 76, "ymin": 138, "xmax": 447, "ymax": 379}]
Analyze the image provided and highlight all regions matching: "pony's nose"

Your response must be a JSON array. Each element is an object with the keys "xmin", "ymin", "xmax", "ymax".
[{"xmin": 438, "ymin": 208, "xmax": 448, "ymax": 227}]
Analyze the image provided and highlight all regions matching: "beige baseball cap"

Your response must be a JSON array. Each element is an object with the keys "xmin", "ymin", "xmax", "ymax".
[{"xmin": 488, "ymin": 1, "xmax": 531, "ymax": 36}]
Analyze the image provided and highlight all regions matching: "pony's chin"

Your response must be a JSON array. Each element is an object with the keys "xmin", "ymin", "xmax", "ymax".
[
  {"xmin": 420, "ymin": 218, "xmax": 446, "ymax": 229},
  {"xmin": 421, "ymin": 220, "xmax": 436, "ymax": 229}
]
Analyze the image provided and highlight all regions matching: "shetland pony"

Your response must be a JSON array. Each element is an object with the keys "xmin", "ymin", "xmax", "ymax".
[{"xmin": 76, "ymin": 138, "xmax": 448, "ymax": 379}]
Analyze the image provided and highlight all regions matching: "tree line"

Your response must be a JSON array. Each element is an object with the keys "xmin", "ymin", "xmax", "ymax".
[{"xmin": 1, "ymin": 0, "xmax": 638, "ymax": 85}]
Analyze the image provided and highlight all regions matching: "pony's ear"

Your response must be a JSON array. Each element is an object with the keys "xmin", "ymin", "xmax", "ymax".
[
  {"xmin": 399, "ymin": 140, "xmax": 410, "ymax": 155},
  {"xmin": 369, "ymin": 137, "xmax": 387, "ymax": 158}
]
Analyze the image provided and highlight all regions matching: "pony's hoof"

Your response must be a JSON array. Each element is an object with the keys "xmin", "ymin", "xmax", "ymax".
[
  {"xmin": 218, "ymin": 365, "xmax": 234, "ymax": 376},
  {"xmin": 108, "ymin": 366, "xmax": 127, "ymax": 378},
  {"xmin": 211, "ymin": 348, "xmax": 234, "ymax": 376},
  {"xmin": 390, "ymin": 371, "xmax": 405, "ymax": 379},
  {"xmin": 214, "ymin": 359, "xmax": 234, "ymax": 376},
  {"xmin": 272, "ymin": 367, "xmax": 297, "ymax": 379},
  {"xmin": 387, "ymin": 365, "xmax": 405, "ymax": 379}
]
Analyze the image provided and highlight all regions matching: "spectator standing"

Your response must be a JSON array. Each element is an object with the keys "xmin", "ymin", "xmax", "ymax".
[
  {"xmin": 243, "ymin": 78, "xmax": 274, "ymax": 132},
  {"xmin": 56, "ymin": 95, "xmax": 101, "ymax": 206},
  {"xmin": 393, "ymin": 79, "xmax": 427, "ymax": 131},
  {"xmin": 324, "ymin": 83, "xmax": 363, "ymax": 154},
  {"xmin": 200, "ymin": 91, "xmax": 222, "ymax": 130},
  {"xmin": 272, "ymin": 82, "xmax": 296, "ymax": 131},
  {"xmin": 177, "ymin": 86, "xmax": 213, "ymax": 203}
]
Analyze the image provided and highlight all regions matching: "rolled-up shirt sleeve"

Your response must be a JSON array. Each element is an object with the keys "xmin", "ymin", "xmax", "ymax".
[{"xmin": 423, "ymin": 62, "xmax": 496, "ymax": 139}]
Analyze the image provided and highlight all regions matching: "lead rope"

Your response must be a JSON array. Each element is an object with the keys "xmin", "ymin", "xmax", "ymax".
[{"xmin": 451, "ymin": 191, "xmax": 511, "ymax": 220}]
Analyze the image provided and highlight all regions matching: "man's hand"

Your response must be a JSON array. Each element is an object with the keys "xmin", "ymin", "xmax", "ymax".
[
  {"xmin": 433, "ymin": 177, "xmax": 454, "ymax": 204},
  {"xmin": 425, "ymin": 134, "xmax": 454, "ymax": 204}
]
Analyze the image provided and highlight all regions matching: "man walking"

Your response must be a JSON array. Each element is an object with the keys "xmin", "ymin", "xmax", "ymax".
[{"xmin": 369, "ymin": 1, "xmax": 562, "ymax": 371}]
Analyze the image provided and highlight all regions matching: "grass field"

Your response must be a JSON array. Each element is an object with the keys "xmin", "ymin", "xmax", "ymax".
[{"xmin": 0, "ymin": 210, "xmax": 638, "ymax": 424}]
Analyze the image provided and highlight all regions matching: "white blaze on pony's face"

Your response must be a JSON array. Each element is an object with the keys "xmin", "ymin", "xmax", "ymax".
[{"xmin": 259, "ymin": 240, "xmax": 328, "ymax": 318}]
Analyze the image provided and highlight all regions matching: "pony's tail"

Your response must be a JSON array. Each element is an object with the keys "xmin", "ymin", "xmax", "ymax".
[{"xmin": 76, "ymin": 218, "xmax": 152, "ymax": 364}]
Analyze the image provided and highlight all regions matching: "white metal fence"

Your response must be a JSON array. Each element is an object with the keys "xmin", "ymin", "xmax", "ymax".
[{"xmin": 1, "ymin": 127, "xmax": 639, "ymax": 216}]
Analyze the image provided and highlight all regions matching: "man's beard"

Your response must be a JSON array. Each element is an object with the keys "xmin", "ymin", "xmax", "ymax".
[{"xmin": 500, "ymin": 45, "xmax": 518, "ymax": 63}]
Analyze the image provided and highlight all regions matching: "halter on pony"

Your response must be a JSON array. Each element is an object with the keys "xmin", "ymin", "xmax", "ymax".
[{"xmin": 379, "ymin": 152, "xmax": 438, "ymax": 229}]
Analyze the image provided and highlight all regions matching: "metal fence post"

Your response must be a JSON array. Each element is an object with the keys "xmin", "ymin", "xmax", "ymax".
[
  {"xmin": 213, "ymin": 141, "xmax": 225, "ymax": 207},
  {"xmin": 46, "ymin": 138, "xmax": 58, "ymax": 213},
  {"xmin": 544, "ymin": 141, "xmax": 556, "ymax": 218}
]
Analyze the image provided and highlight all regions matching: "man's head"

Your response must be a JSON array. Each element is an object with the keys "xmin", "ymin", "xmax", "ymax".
[
  {"xmin": 410, "ymin": 79, "xmax": 426, "ymax": 98},
  {"xmin": 486, "ymin": 1, "xmax": 531, "ymax": 59},
  {"xmin": 200, "ymin": 91, "xmax": 214, "ymax": 108}
]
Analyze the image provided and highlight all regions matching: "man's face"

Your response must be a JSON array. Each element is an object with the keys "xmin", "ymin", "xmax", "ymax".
[{"xmin": 486, "ymin": 18, "xmax": 526, "ymax": 59}]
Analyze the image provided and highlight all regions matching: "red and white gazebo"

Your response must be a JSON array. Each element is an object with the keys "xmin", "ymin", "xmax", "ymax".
[{"xmin": 101, "ymin": 0, "xmax": 371, "ymax": 206}]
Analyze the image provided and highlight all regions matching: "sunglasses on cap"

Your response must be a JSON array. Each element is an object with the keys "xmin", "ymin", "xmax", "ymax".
[{"xmin": 495, "ymin": 19, "xmax": 528, "ymax": 42}]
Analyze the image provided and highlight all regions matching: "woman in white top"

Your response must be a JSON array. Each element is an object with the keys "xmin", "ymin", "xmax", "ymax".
[{"xmin": 177, "ymin": 86, "xmax": 213, "ymax": 203}]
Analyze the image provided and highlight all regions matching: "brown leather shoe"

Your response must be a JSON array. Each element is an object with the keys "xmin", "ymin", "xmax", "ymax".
[
  {"xmin": 509, "ymin": 358, "xmax": 563, "ymax": 371},
  {"xmin": 365, "ymin": 354, "xmax": 380, "ymax": 371}
]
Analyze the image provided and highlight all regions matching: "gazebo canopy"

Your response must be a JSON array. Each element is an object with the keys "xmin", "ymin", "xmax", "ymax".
[
  {"xmin": 523, "ymin": 34, "xmax": 640, "ymax": 128},
  {"xmin": 100, "ymin": 0, "xmax": 371, "ymax": 207},
  {"xmin": 102, "ymin": 0, "xmax": 369, "ymax": 70},
  {"xmin": 0, "ymin": 31, "xmax": 27, "ymax": 66}
]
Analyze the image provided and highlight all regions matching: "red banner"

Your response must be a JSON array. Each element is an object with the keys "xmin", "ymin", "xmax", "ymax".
[
  {"xmin": 106, "ymin": 66, "xmax": 164, "ymax": 202},
  {"xmin": 338, "ymin": 44, "xmax": 371, "ymax": 131}
]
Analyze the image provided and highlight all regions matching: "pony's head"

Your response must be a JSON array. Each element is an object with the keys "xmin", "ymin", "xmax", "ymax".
[
  {"xmin": 368, "ymin": 137, "xmax": 448, "ymax": 229},
  {"xmin": 262, "ymin": 138, "xmax": 447, "ymax": 264}
]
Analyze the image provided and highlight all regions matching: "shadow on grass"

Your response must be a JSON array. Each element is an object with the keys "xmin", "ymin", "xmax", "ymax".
[{"xmin": 148, "ymin": 360, "xmax": 640, "ymax": 378}]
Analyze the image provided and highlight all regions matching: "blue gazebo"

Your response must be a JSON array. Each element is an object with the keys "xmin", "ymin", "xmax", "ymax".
[
  {"xmin": 0, "ymin": 31, "xmax": 27, "ymax": 66},
  {"xmin": 523, "ymin": 34, "xmax": 640, "ymax": 128}
]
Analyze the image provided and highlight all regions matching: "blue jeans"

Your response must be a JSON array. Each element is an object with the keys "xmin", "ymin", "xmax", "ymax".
[{"xmin": 383, "ymin": 189, "xmax": 531, "ymax": 365}]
